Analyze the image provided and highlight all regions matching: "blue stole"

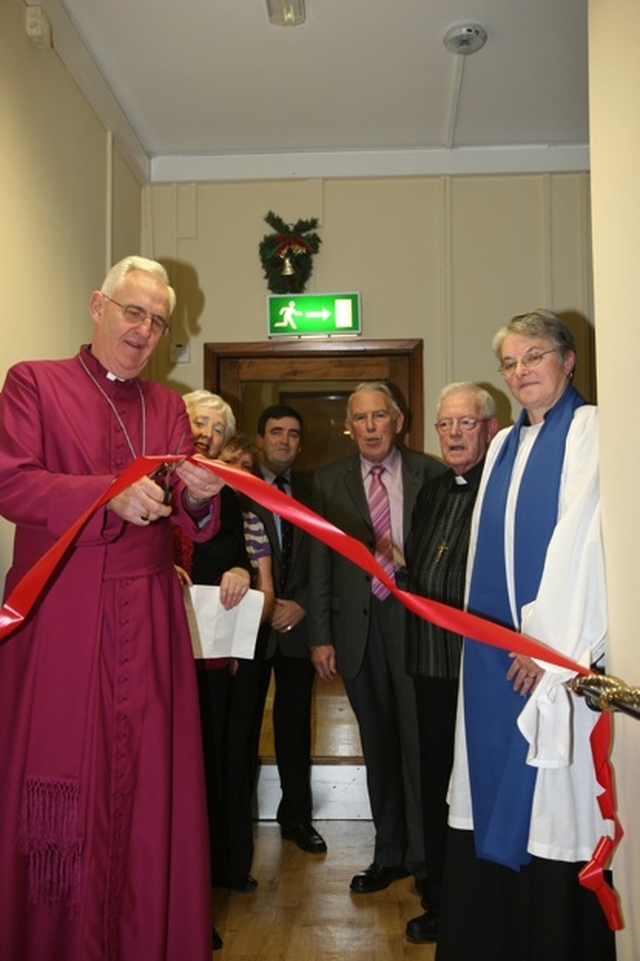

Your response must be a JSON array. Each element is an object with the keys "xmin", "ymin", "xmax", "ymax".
[{"xmin": 463, "ymin": 384, "xmax": 584, "ymax": 870}]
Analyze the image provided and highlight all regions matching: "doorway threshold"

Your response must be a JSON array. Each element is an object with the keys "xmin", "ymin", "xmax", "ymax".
[{"xmin": 254, "ymin": 763, "xmax": 371, "ymax": 821}]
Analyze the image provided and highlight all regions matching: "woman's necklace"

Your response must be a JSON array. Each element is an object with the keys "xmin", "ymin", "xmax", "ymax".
[{"xmin": 78, "ymin": 352, "xmax": 146, "ymax": 459}]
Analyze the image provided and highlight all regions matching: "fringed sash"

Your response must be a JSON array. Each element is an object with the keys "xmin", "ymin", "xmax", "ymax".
[
  {"xmin": 21, "ymin": 776, "xmax": 83, "ymax": 906},
  {"xmin": 464, "ymin": 384, "xmax": 584, "ymax": 870}
]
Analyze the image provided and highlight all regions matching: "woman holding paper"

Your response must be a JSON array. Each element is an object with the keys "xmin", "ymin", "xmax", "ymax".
[
  {"xmin": 174, "ymin": 390, "xmax": 251, "ymax": 613},
  {"xmin": 436, "ymin": 311, "xmax": 616, "ymax": 961},
  {"xmin": 174, "ymin": 391, "xmax": 260, "ymax": 949}
]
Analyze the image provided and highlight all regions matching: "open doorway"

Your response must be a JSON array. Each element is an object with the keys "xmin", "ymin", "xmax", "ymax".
[
  {"xmin": 203, "ymin": 338, "xmax": 424, "ymax": 470},
  {"xmin": 204, "ymin": 338, "xmax": 423, "ymax": 809}
]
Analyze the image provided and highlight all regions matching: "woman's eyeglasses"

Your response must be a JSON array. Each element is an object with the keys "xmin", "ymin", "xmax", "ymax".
[{"xmin": 498, "ymin": 348, "xmax": 556, "ymax": 376}]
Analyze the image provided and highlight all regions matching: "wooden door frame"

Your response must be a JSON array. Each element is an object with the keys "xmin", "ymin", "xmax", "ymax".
[{"xmin": 203, "ymin": 338, "xmax": 424, "ymax": 449}]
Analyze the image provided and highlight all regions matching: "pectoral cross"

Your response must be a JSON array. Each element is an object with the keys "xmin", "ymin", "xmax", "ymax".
[{"xmin": 436, "ymin": 541, "xmax": 449, "ymax": 563}]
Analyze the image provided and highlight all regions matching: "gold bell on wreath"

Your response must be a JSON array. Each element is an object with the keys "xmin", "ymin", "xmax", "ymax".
[{"xmin": 281, "ymin": 252, "xmax": 295, "ymax": 275}]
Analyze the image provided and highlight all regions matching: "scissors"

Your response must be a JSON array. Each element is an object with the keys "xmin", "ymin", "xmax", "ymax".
[
  {"xmin": 149, "ymin": 433, "xmax": 187, "ymax": 504},
  {"xmin": 150, "ymin": 460, "xmax": 185, "ymax": 504}
]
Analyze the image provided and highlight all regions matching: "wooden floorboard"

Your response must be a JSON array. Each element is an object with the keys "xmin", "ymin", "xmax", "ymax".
[
  {"xmin": 259, "ymin": 675, "xmax": 363, "ymax": 764},
  {"xmin": 212, "ymin": 821, "xmax": 435, "ymax": 960},
  {"xmin": 244, "ymin": 673, "xmax": 430, "ymax": 956}
]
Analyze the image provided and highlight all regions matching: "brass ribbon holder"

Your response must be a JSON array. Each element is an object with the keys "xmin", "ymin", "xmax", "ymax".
[{"xmin": 571, "ymin": 673, "xmax": 640, "ymax": 721}]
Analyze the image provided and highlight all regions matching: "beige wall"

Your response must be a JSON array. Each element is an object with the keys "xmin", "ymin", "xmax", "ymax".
[
  {"xmin": 146, "ymin": 173, "xmax": 593, "ymax": 451},
  {"xmin": 2, "ymin": 0, "xmax": 635, "ymax": 951},
  {"xmin": 112, "ymin": 145, "xmax": 144, "ymax": 265},
  {"xmin": 1, "ymin": 0, "xmax": 593, "ymax": 463},
  {"xmin": 590, "ymin": 1, "xmax": 640, "ymax": 957},
  {"xmin": 0, "ymin": 0, "xmax": 141, "ymax": 573},
  {"xmin": 1, "ymin": 0, "xmax": 105, "ymax": 366}
]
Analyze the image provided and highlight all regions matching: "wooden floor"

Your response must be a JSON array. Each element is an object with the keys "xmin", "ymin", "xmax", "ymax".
[
  {"xmin": 212, "ymin": 821, "xmax": 435, "ymax": 960},
  {"xmin": 259, "ymin": 674, "xmax": 363, "ymax": 763},
  {"xmin": 223, "ymin": 677, "xmax": 433, "ymax": 958}
]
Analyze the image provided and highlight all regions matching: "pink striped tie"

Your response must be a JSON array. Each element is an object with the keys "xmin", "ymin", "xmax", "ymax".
[{"xmin": 368, "ymin": 465, "xmax": 395, "ymax": 600}]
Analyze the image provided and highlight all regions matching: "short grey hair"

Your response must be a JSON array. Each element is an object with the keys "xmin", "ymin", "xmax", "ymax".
[
  {"xmin": 101, "ymin": 256, "xmax": 176, "ymax": 315},
  {"xmin": 437, "ymin": 382, "xmax": 496, "ymax": 420},
  {"xmin": 346, "ymin": 381, "xmax": 401, "ymax": 420},
  {"xmin": 492, "ymin": 309, "xmax": 576, "ymax": 360},
  {"xmin": 182, "ymin": 390, "xmax": 236, "ymax": 444}
]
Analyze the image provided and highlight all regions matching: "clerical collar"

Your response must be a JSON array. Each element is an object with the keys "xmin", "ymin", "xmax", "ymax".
[
  {"xmin": 81, "ymin": 345, "xmax": 127, "ymax": 383},
  {"xmin": 449, "ymin": 458, "xmax": 485, "ymax": 490}
]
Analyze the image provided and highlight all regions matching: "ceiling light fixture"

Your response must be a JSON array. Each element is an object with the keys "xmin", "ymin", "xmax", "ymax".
[
  {"xmin": 443, "ymin": 24, "xmax": 487, "ymax": 55},
  {"xmin": 266, "ymin": 0, "xmax": 306, "ymax": 27}
]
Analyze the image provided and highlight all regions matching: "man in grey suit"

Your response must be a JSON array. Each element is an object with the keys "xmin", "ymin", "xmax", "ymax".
[
  {"xmin": 250, "ymin": 404, "xmax": 327, "ymax": 855},
  {"xmin": 308, "ymin": 382, "xmax": 444, "ymax": 896}
]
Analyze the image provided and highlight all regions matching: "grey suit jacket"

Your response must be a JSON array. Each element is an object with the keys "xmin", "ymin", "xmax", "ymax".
[
  {"xmin": 250, "ymin": 469, "xmax": 313, "ymax": 660},
  {"xmin": 307, "ymin": 447, "xmax": 445, "ymax": 679}
]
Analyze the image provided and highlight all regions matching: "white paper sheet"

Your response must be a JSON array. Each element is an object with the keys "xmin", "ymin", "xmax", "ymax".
[{"xmin": 184, "ymin": 585, "xmax": 264, "ymax": 659}]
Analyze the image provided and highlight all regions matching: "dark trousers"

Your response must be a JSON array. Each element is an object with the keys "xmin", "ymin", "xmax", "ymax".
[
  {"xmin": 436, "ymin": 829, "xmax": 617, "ymax": 961},
  {"xmin": 197, "ymin": 666, "xmax": 231, "ymax": 883},
  {"xmin": 414, "ymin": 675, "xmax": 458, "ymax": 912},
  {"xmin": 222, "ymin": 657, "xmax": 269, "ymax": 881},
  {"xmin": 256, "ymin": 646, "xmax": 316, "ymax": 828},
  {"xmin": 199, "ymin": 657, "xmax": 268, "ymax": 885},
  {"xmin": 343, "ymin": 596, "xmax": 425, "ymax": 875}
]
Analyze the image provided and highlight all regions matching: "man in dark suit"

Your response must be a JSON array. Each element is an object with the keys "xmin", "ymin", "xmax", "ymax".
[
  {"xmin": 308, "ymin": 382, "xmax": 445, "ymax": 897},
  {"xmin": 250, "ymin": 404, "xmax": 327, "ymax": 855}
]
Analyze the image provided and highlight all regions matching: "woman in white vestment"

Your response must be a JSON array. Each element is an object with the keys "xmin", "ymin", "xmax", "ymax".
[{"xmin": 435, "ymin": 310, "xmax": 616, "ymax": 961}]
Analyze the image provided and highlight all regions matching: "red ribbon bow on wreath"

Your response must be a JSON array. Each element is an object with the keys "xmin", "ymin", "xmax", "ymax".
[{"xmin": 259, "ymin": 210, "xmax": 321, "ymax": 294}]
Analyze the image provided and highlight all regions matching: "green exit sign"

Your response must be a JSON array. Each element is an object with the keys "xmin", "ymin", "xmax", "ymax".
[{"xmin": 267, "ymin": 293, "xmax": 361, "ymax": 337}]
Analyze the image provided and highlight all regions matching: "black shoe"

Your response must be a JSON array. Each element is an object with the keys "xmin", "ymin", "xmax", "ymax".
[
  {"xmin": 212, "ymin": 927, "xmax": 223, "ymax": 951},
  {"xmin": 405, "ymin": 911, "xmax": 439, "ymax": 944},
  {"xmin": 350, "ymin": 862, "xmax": 409, "ymax": 894},
  {"xmin": 280, "ymin": 823, "xmax": 327, "ymax": 854},
  {"xmin": 220, "ymin": 873, "xmax": 258, "ymax": 893}
]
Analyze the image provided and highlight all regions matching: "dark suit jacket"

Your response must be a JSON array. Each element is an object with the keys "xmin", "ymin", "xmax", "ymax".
[
  {"xmin": 250, "ymin": 468, "xmax": 313, "ymax": 660},
  {"xmin": 307, "ymin": 448, "xmax": 445, "ymax": 679}
]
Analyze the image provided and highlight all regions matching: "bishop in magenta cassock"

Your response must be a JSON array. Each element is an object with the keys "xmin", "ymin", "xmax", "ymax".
[{"xmin": 0, "ymin": 257, "xmax": 223, "ymax": 961}]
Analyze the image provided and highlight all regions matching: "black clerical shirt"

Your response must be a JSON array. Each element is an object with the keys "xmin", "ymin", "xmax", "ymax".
[{"xmin": 405, "ymin": 459, "xmax": 485, "ymax": 680}]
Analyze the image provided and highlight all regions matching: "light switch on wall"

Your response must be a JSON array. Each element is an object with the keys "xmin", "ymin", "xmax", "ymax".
[{"xmin": 169, "ymin": 342, "xmax": 191, "ymax": 364}]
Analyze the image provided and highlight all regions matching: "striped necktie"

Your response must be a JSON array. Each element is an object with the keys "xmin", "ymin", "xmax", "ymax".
[
  {"xmin": 273, "ymin": 475, "xmax": 293, "ymax": 593},
  {"xmin": 368, "ymin": 465, "xmax": 395, "ymax": 600}
]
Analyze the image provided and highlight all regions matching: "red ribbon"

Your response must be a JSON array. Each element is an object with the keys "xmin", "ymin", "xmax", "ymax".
[
  {"xmin": 209, "ymin": 461, "xmax": 592, "ymax": 673},
  {"xmin": 577, "ymin": 712, "xmax": 624, "ymax": 930},
  {"xmin": 273, "ymin": 233, "xmax": 311, "ymax": 258},
  {"xmin": 0, "ymin": 454, "xmax": 623, "ymax": 929},
  {"xmin": 0, "ymin": 456, "xmax": 170, "ymax": 640}
]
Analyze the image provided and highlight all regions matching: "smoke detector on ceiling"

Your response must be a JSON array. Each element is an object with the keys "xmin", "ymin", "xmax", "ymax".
[{"xmin": 443, "ymin": 24, "xmax": 488, "ymax": 55}]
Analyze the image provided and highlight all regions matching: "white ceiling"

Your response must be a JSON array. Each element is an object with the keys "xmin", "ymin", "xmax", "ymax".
[{"xmin": 38, "ymin": 0, "xmax": 589, "ymax": 182}]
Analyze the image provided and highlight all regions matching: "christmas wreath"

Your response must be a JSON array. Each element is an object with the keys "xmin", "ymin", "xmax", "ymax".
[{"xmin": 258, "ymin": 210, "xmax": 322, "ymax": 294}]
